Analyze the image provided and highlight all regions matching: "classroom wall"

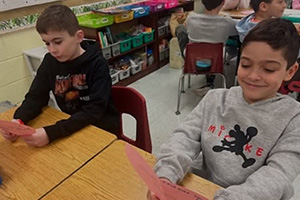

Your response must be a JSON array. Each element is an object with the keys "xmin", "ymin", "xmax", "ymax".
[
  {"xmin": 0, "ymin": 27, "xmax": 42, "ymax": 104},
  {"xmin": 0, "ymin": 0, "xmax": 130, "ymax": 104}
]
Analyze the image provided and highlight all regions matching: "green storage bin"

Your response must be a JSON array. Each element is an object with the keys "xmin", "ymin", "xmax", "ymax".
[
  {"xmin": 120, "ymin": 38, "xmax": 132, "ymax": 53},
  {"xmin": 77, "ymin": 13, "xmax": 113, "ymax": 28},
  {"xmin": 132, "ymin": 34, "xmax": 143, "ymax": 48},
  {"xmin": 143, "ymin": 30, "xmax": 155, "ymax": 43}
]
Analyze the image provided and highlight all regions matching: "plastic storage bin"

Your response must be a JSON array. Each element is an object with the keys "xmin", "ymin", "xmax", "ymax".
[
  {"xmin": 143, "ymin": 30, "xmax": 155, "ymax": 43},
  {"xmin": 123, "ymin": 5, "xmax": 150, "ymax": 18},
  {"xmin": 111, "ymin": 42, "xmax": 121, "ymax": 57},
  {"xmin": 114, "ymin": 11, "xmax": 134, "ymax": 23},
  {"xmin": 158, "ymin": 25, "xmax": 167, "ymax": 37},
  {"xmin": 164, "ymin": 47, "xmax": 169, "ymax": 59},
  {"xmin": 159, "ymin": 50, "xmax": 164, "ymax": 61},
  {"xmin": 153, "ymin": 0, "xmax": 178, "ymax": 9},
  {"xmin": 130, "ymin": 64, "xmax": 142, "ymax": 75},
  {"xmin": 143, "ymin": 2, "xmax": 165, "ymax": 12},
  {"xmin": 120, "ymin": 38, "xmax": 132, "ymax": 53},
  {"xmin": 101, "ymin": 46, "xmax": 111, "ymax": 59},
  {"xmin": 111, "ymin": 71, "xmax": 119, "ymax": 84},
  {"xmin": 77, "ymin": 13, "xmax": 113, "ymax": 28},
  {"xmin": 132, "ymin": 34, "xmax": 143, "ymax": 48},
  {"xmin": 119, "ymin": 67, "xmax": 131, "ymax": 80}
]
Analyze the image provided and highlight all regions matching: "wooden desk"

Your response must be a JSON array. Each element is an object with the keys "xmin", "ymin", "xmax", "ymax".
[
  {"xmin": 220, "ymin": 8, "xmax": 253, "ymax": 19},
  {"xmin": 42, "ymin": 140, "xmax": 221, "ymax": 200},
  {"xmin": 0, "ymin": 106, "xmax": 117, "ymax": 200}
]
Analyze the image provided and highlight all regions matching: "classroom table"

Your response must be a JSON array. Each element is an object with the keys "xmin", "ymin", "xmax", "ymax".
[
  {"xmin": 220, "ymin": 8, "xmax": 253, "ymax": 19},
  {"xmin": 42, "ymin": 140, "xmax": 221, "ymax": 200},
  {"xmin": 0, "ymin": 106, "xmax": 117, "ymax": 200}
]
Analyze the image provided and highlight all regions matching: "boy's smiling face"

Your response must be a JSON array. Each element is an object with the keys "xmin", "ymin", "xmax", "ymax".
[
  {"xmin": 40, "ymin": 30, "xmax": 84, "ymax": 62},
  {"xmin": 238, "ymin": 41, "xmax": 298, "ymax": 104}
]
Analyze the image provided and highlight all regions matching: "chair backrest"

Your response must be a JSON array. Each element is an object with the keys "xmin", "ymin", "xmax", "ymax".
[
  {"xmin": 184, "ymin": 42, "xmax": 224, "ymax": 74},
  {"xmin": 111, "ymin": 86, "xmax": 152, "ymax": 153}
]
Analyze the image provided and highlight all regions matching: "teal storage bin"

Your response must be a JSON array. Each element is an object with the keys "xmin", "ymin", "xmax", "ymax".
[
  {"xmin": 120, "ymin": 38, "xmax": 132, "ymax": 53},
  {"xmin": 132, "ymin": 34, "xmax": 143, "ymax": 48},
  {"xmin": 122, "ymin": 5, "xmax": 150, "ymax": 18},
  {"xmin": 143, "ymin": 30, "xmax": 155, "ymax": 43}
]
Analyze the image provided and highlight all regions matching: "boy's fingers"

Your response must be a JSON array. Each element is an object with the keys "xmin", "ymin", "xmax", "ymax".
[{"xmin": 147, "ymin": 190, "xmax": 160, "ymax": 200}]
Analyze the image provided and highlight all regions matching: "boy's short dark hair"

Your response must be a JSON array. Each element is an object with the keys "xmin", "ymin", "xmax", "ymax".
[
  {"xmin": 36, "ymin": 4, "xmax": 79, "ymax": 36},
  {"xmin": 201, "ymin": 0, "xmax": 224, "ymax": 11},
  {"xmin": 250, "ymin": 0, "xmax": 272, "ymax": 12},
  {"xmin": 241, "ymin": 18, "xmax": 300, "ymax": 69}
]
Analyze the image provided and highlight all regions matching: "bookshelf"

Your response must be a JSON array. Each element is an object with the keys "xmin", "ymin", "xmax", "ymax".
[{"xmin": 80, "ymin": 1, "xmax": 194, "ymax": 86}]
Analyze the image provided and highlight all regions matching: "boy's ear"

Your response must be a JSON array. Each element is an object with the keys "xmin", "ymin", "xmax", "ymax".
[
  {"xmin": 284, "ymin": 62, "xmax": 299, "ymax": 81},
  {"xmin": 75, "ymin": 30, "xmax": 84, "ymax": 43},
  {"xmin": 259, "ymin": 2, "xmax": 268, "ymax": 12}
]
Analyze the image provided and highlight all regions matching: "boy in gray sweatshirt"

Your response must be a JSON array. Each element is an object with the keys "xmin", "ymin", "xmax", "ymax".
[{"xmin": 148, "ymin": 18, "xmax": 300, "ymax": 200}]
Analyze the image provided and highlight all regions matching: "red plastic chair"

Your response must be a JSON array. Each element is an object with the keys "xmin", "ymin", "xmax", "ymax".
[
  {"xmin": 176, "ymin": 42, "xmax": 226, "ymax": 115},
  {"xmin": 111, "ymin": 86, "xmax": 152, "ymax": 153}
]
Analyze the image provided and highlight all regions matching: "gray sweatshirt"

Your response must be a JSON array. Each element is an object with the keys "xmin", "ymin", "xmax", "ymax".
[
  {"xmin": 186, "ymin": 12, "xmax": 238, "ymax": 44},
  {"xmin": 154, "ymin": 86, "xmax": 300, "ymax": 200}
]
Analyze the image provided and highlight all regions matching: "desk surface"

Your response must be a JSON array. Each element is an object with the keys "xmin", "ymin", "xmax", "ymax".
[
  {"xmin": 220, "ymin": 8, "xmax": 253, "ymax": 19},
  {"xmin": 42, "ymin": 140, "xmax": 221, "ymax": 200},
  {"xmin": 0, "ymin": 106, "xmax": 117, "ymax": 200}
]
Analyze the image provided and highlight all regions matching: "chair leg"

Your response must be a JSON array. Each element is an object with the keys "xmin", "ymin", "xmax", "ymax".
[
  {"xmin": 221, "ymin": 74, "xmax": 227, "ymax": 88},
  {"xmin": 181, "ymin": 75, "xmax": 185, "ymax": 93},
  {"xmin": 188, "ymin": 75, "xmax": 191, "ymax": 88},
  {"xmin": 176, "ymin": 74, "xmax": 184, "ymax": 115}
]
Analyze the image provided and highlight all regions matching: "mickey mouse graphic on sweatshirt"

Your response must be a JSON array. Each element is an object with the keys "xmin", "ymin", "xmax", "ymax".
[{"xmin": 154, "ymin": 86, "xmax": 300, "ymax": 200}]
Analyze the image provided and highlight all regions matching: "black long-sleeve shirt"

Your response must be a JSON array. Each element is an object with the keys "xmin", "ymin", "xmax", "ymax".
[{"xmin": 15, "ymin": 40, "xmax": 119, "ymax": 142}]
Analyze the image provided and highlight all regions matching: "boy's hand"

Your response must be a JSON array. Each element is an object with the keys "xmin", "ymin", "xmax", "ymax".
[
  {"xmin": 146, "ymin": 178, "xmax": 171, "ymax": 200},
  {"xmin": 21, "ymin": 128, "xmax": 49, "ymax": 147},
  {"xmin": 147, "ymin": 191, "xmax": 160, "ymax": 200},
  {"xmin": 0, "ymin": 119, "xmax": 21, "ymax": 141}
]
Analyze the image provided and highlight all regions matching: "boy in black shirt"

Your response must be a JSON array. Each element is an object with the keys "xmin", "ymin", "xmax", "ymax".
[{"xmin": 1, "ymin": 5, "xmax": 119, "ymax": 146}]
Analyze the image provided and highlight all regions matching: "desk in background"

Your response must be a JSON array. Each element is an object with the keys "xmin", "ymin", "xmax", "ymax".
[
  {"xmin": 0, "ymin": 106, "xmax": 117, "ymax": 200},
  {"xmin": 42, "ymin": 140, "xmax": 221, "ymax": 200},
  {"xmin": 220, "ymin": 8, "xmax": 253, "ymax": 19}
]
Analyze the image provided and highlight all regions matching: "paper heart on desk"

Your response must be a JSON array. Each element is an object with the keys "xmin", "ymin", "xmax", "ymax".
[
  {"xmin": 0, "ymin": 120, "xmax": 35, "ymax": 136},
  {"xmin": 125, "ymin": 144, "xmax": 208, "ymax": 200}
]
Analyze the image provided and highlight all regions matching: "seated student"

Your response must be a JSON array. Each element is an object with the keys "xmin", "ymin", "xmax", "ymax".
[
  {"xmin": 148, "ymin": 18, "xmax": 300, "ymax": 200},
  {"xmin": 237, "ymin": 0, "xmax": 300, "ymax": 98},
  {"xmin": 176, "ymin": 0, "xmax": 238, "ymax": 92},
  {"xmin": 223, "ymin": 0, "xmax": 250, "ymax": 10},
  {"xmin": 0, "ymin": 5, "xmax": 120, "ymax": 147},
  {"xmin": 236, "ymin": 0, "xmax": 287, "ymax": 42}
]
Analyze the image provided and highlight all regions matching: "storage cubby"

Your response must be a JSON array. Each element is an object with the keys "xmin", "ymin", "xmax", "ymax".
[{"xmin": 79, "ymin": 1, "xmax": 194, "ymax": 86}]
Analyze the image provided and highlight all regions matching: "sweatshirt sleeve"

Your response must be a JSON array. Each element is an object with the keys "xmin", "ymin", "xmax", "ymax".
[
  {"xmin": 44, "ymin": 58, "xmax": 112, "ymax": 142},
  {"xmin": 227, "ymin": 18, "xmax": 239, "ymax": 37},
  {"xmin": 214, "ymin": 114, "xmax": 300, "ymax": 200},
  {"xmin": 154, "ymin": 93, "xmax": 209, "ymax": 183},
  {"xmin": 14, "ymin": 57, "xmax": 51, "ymax": 123}
]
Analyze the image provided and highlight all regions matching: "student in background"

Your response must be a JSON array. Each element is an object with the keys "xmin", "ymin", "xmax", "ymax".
[
  {"xmin": 223, "ymin": 0, "xmax": 250, "ymax": 10},
  {"xmin": 0, "ymin": 5, "xmax": 120, "ymax": 147},
  {"xmin": 236, "ymin": 0, "xmax": 287, "ymax": 42},
  {"xmin": 148, "ymin": 18, "xmax": 300, "ymax": 200},
  {"xmin": 237, "ymin": 0, "xmax": 300, "ymax": 99},
  {"xmin": 176, "ymin": 0, "xmax": 238, "ymax": 93}
]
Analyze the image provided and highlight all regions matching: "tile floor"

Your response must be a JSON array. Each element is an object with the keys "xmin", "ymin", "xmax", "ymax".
[{"xmin": 126, "ymin": 62, "xmax": 300, "ymax": 199}]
